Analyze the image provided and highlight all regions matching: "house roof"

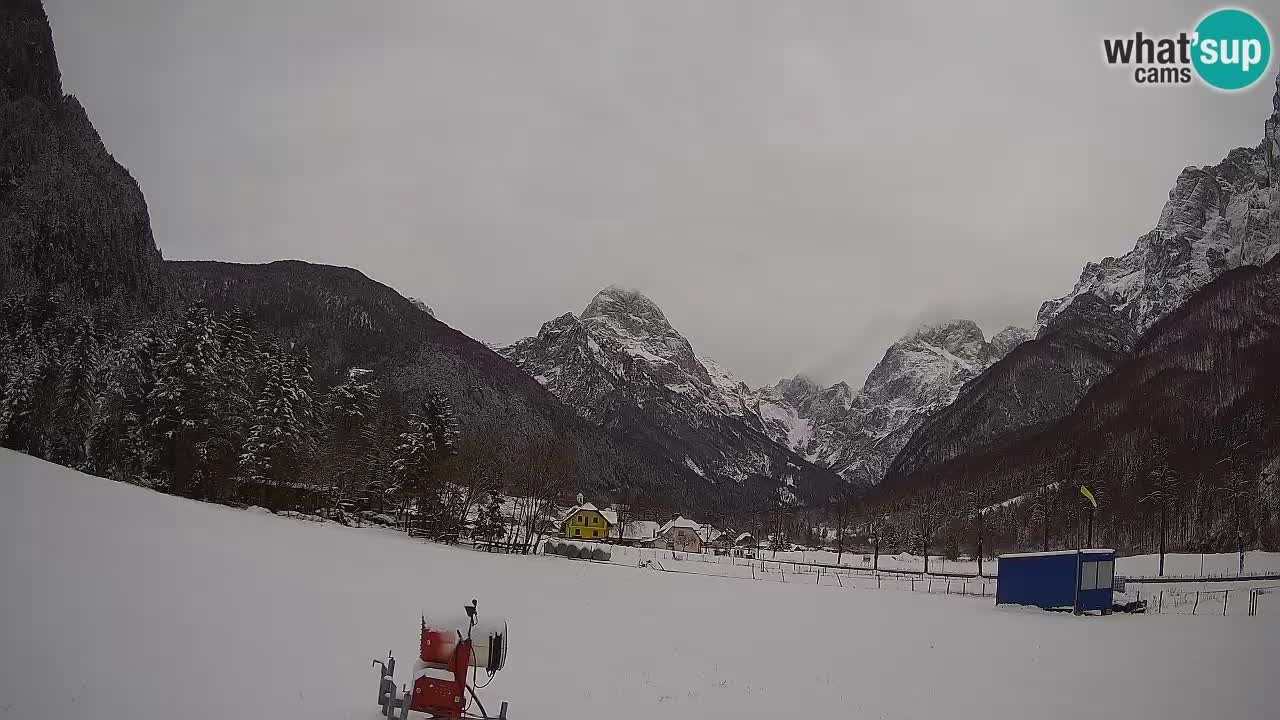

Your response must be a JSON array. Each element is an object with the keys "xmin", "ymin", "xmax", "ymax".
[
  {"xmin": 559, "ymin": 503, "xmax": 611, "ymax": 526},
  {"xmin": 620, "ymin": 520, "xmax": 660, "ymax": 540},
  {"xmin": 658, "ymin": 516, "xmax": 702, "ymax": 535}
]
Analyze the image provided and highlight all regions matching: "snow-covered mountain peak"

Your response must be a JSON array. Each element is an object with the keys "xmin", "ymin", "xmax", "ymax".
[
  {"xmin": 895, "ymin": 319, "xmax": 990, "ymax": 365},
  {"xmin": 756, "ymin": 317, "xmax": 1028, "ymax": 485},
  {"xmin": 499, "ymin": 288, "xmax": 837, "ymax": 492},
  {"xmin": 902, "ymin": 318, "xmax": 982, "ymax": 343},
  {"xmin": 770, "ymin": 375, "xmax": 825, "ymax": 406},
  {"xmin": 1037, "ymin": 67, "xmax": 1280, "ymax": 335},
  {"xmin": 581, "ymin": 285, "xmax": 673, "ymax": 333},
  {"xmin": 578, "ymin": 285, "xmax": 707, "ymax": 380}
]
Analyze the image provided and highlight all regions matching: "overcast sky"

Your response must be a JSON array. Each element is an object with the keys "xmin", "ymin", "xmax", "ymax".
[{"xmin": 48, "ymin": 1, "xmax": 1276, "ymax": 387}]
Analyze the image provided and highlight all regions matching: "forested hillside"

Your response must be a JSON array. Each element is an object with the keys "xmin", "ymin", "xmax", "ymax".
[{"xmin": 873, "ymin": 258, "xmax": 1280, "ymax": 557}]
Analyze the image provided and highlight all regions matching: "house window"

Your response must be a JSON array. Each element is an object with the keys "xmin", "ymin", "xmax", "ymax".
[{"xmin": 572, "ymin": 528, "xmax": 580, "ymax": 537}]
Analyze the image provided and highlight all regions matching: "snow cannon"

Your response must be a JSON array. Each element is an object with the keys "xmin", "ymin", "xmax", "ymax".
[
  {"xmin": 372, "ymin": 599, "xmax": 510, "ymax": 719},
  {"xmin": 419, "ymin": 610, "xmax": 508, "ymax": 673}
]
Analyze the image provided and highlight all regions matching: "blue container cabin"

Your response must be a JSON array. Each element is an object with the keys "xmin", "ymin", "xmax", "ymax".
[{"xmin": 996, "ymin": 549, "xmax": 1115, "ymax": 614}]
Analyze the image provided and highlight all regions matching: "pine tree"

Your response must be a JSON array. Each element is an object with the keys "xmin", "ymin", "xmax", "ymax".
[
  {"xmin": 86, "ymin": 325, "xmax": 169, "ymax": 483},
  {"xmin": 423, "ymin": 391, "xmax": 459, "ymax": 457},
  {"xmin": 52, "ymin": 310, "xmax": 103, "ymax": 467},
  {"xmin": 149, "ymin": 305, "xmax": 238, "ymax": 499},
  {"xmin": 308, "ymin": 368, "xmax": 382, "ymax": 521},
  {"xmin": 0, "ymin": 295, "xmax": 53, "ymax": 451},
  {"xmin": 237, "ymin": 345, "xmax": 315, "ymax": 507},
  {"xmin": 476, "ymin": 491, "xmax": 507, "ymax": 550},
  {"xmin": 391, "ymin": 412, "xmax": 438, "ymax": 523}
]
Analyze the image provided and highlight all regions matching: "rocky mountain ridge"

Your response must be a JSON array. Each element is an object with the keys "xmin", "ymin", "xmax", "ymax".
[
  {"xmin": 502, "ymin": 286, "xmax": 1030, "ymax": 488},
  {"xmin": 500, "ymin": 286, "xmax": 843, "ymax": 502},
  {"xmin": 755, "ymin": 320, "xmax": 1030, "ymax": 484},
  {"xmin": 1, "ymin": 0, "xmax": 166, "ymax": 306},
  {"xmin": 882, "ymin": 68, "xmax": 1280, "ymax": 489},
  {"xmin": 1036, "ymin": 72, "xmax": 1280, "ymax": 337}
]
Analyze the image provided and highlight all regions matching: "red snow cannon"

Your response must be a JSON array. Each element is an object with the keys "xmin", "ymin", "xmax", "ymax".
[{"xmin": 373, "ymin": 599, "xmax": 509, "ymax": 719}]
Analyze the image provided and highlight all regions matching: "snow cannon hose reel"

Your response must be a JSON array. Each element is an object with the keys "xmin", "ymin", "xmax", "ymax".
[{"xmin": 373, "ymin": 599, "xmax": 510, "ymax": 719}]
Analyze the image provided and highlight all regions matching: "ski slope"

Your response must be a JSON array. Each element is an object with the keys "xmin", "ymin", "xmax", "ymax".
[{"xmin": 1, "ymin": 449, "xmax": 1276, "ymax": 720}]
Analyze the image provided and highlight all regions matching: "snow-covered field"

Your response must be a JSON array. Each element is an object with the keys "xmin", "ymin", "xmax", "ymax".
[{"xmin": 2, "ymin": 449, "xmax": 1277, "ymax": 720}]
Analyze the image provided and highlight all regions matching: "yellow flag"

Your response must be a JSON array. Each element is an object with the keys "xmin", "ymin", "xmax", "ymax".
[{"xmin": 1080, "ymin": 484, "xmax": 1098, "ymax": 508}]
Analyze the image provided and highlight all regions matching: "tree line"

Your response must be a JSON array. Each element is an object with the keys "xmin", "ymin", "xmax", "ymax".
[{"xmin": 0, "ymin": 289, "xmax": 575, "ymax": 548}]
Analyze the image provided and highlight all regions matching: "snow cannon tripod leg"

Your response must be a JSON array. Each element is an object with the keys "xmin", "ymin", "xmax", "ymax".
[
  {"xmin": 373, "ymin": 654, "xmax": 395, "ymax": 709},
  {"xmin": 372, "ymin": 654, "xmax": 411, "ymax": 719}
]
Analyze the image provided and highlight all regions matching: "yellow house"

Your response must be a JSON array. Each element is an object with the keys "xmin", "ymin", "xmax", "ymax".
[{"xmin": 561, "ymin": 502, "xmax": 610, "ymax": 540}]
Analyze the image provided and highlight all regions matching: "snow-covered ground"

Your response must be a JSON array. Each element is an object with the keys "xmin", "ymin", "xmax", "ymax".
[{"xmin": 2, "ymin": 449, "xmax": 1277, "ymax": 720}]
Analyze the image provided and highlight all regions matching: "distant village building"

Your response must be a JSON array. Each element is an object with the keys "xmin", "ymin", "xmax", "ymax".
[
  {"xmin": 560, "ymin": 502, "xmax": 610, "ymax": 540},
  {"xmin": 697, "ymin": 524, "xmax": 725, "ymax": 547},
  {"xmin": 655, "ymin": 516, "xmax": 703, "ymax": 552},
  {"xmin": 614, "ymin": 520, "xmax": 661, "ymax": 546}
]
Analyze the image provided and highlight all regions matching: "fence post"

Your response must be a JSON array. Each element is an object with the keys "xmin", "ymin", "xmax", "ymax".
[
  {"xmin": 878, "ymin": 575, "xmax": 882, "ymax": 590},
  {"xmin": 1223, "ymin": 590, "xmax": 1229, "ymax": 616},
  {"xmin": 1193, "ymin": 592, "xmax": 1199, "ymax": 615},
  {"xmin": 1158, "ymin": 591, "xmax": 1163, "ymax": 614}
]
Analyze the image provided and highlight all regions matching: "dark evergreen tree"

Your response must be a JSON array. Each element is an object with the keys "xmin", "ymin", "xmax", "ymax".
[{"xmin": 86, "ymin": 325, "xmax": 170, "ymax": 483}]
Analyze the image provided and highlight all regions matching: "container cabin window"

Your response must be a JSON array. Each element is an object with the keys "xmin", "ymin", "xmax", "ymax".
[
  {"xmin": 1097, "ymin": 560, "xmax": 1114, "ymax": 590},
  {"xmin": 1081, "ymin": 561, "xmax": 1099, "ymax": 591}
]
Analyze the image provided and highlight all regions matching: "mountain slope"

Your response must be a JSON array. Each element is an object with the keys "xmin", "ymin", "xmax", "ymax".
[
  {"xmin": 500, "ymin": 286, "xmax": 844, "ymax": 505},
  {"xmin": 757, "ymin": 321, "xmax": 1029, "ymax": 484},
  {"xmin": 883, "ymin": 68, "xmax": 1280, "ymax": 489},
  {"xmin": 0, "ymin": 0, "xmax": 165, "ymax": 304},
  {"xmin": 883, "ymin": 255, "xmax": 1280, "ymax": 552},
  {"xmin": 168, "ymin": 261, "xmax": 711, "ymax": 509},
  {"xmin": 1037, "ymin": 71, "xmax": 1279, "ymax": 334},
  {"xmin": 885, "ymin": 297, "xmax": 1133, "ymax": 482}
]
